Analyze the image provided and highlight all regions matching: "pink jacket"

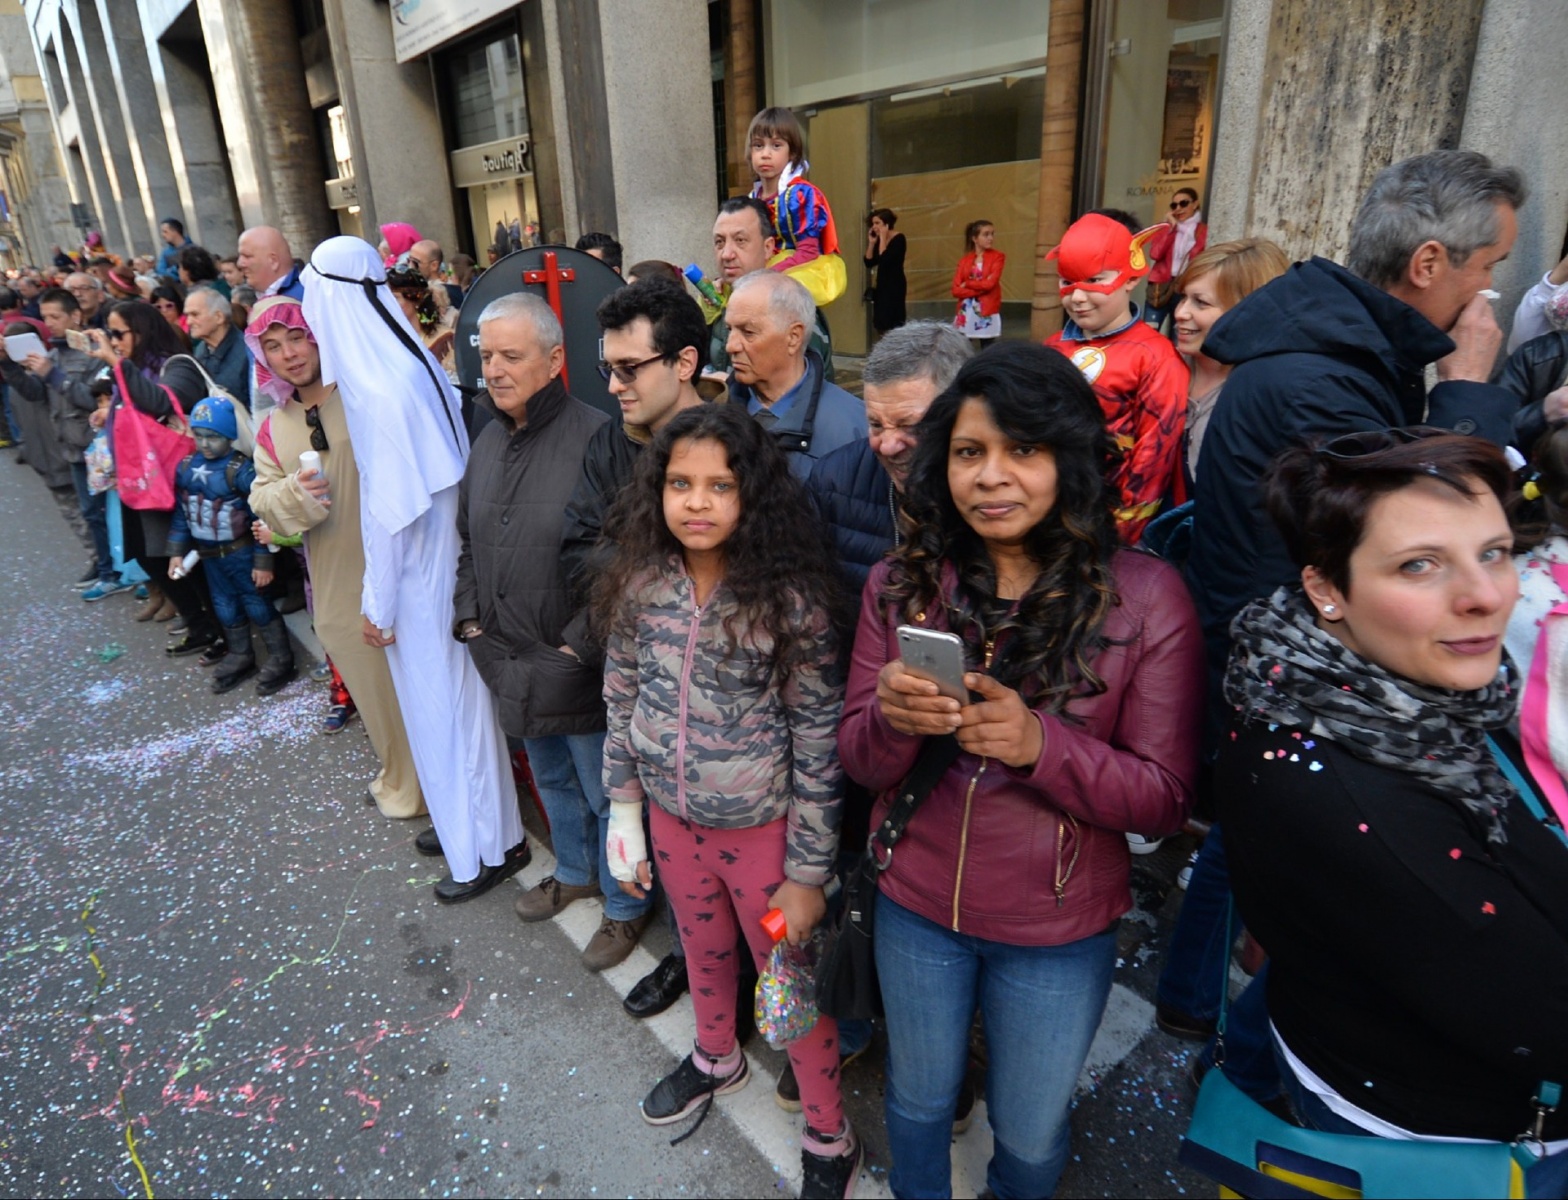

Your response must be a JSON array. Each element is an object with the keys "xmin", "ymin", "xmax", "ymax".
[{"xmin": 838, "ymin": 550, "xmax": 1204, "ymax": 945}]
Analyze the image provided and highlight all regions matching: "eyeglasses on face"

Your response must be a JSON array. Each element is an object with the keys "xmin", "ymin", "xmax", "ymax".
[
  {"xmin": 304, "ymin": 404, "xmax": 330, "ymax": 452},
  {"xmin": 107, "ymin": 328, "xmax": 131, "ymax": 341},
  {"xmin": 1169, "ymin": 199, "xmax": 1193, "ymax": 210},
  {"xmin": 596, "ymin": 353, "xmax": 669, "ymax": 386}
]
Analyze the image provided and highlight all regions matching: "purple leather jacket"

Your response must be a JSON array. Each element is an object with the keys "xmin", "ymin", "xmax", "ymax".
[{"xmin": 839, "ymin": 549, "xmax": 1204, "ymax": 945}]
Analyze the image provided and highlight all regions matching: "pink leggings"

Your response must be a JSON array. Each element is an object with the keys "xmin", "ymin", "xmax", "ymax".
[{"xmin": 649, "ymin": 803, "xmax": 844, "ymax": 1136}]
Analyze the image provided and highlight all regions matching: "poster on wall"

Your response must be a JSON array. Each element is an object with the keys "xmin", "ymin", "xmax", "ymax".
[
  {"xmin": 389, "ymin": 0, "xmax": 516, "ymax": 63},
  {"xmin": 1158, "ymin": 65, "xmax": 1212, "ymax": 178}
]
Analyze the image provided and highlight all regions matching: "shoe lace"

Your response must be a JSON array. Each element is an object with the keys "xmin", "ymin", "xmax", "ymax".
[{"xmin": 668, "ymin": 1053, "xmax": 727, "ymax": 1147}]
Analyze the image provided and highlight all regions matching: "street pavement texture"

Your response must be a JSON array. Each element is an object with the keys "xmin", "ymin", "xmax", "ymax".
[{"xmin": 0, "ymin": 456, "xmax": 1212, "ymax": 1198}]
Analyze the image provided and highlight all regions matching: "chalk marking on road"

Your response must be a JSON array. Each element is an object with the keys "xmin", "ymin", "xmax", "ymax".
[{"xmin": 512, "ymin": 850, "xmax": 1152, "ymax": 1200}]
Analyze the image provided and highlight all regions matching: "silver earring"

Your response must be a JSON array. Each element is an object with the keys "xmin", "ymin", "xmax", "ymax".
[{"xmin": 1323, "ymin": 604, "xmax": 1337, "ymax": 615}]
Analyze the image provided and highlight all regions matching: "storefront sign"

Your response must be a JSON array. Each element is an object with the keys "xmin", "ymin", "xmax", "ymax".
[
  {"xmin": 390, "ymin": 0, "xmax": 518, "ymax": 64},
  {"xmin": 450, "ymin": 137, "xmax": 532, "ymax": 188},
  {"xmin": 325, "ymin": 177, "xmax": 360, "ymax": 210}
]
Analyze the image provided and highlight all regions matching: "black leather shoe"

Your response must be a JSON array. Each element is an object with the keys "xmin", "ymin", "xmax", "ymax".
[
  {"xmin": 167, "ymin": 630, "xmax": 219, "ymax": 657},
  {"xmin": 415, "ymin": 827, "xmax": 443, "ymax": 857},
  {"xmin": 433, "ymin": 841, "xmax": 530, "ymax": 904},
  {"xmin": 622, "ymin": 951, "xmax": 689, "ymax": 1018}
]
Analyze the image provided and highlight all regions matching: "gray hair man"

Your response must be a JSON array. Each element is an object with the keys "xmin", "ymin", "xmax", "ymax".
[
  {"xmin": 724, "ymin": 269, "xmax": 866, "ymax": 479},
  {"xmin": 456, "ymin": 292, "xmax": 652, "ymax": 969},
  {"xmin": 63, "ymin": 272, "xmax": 106, "ymax": 328},
  {"xmin": 806, "ymin": 321, "xmax": 971, "ymax": 588},
  {"xmin": 184, "ymin": 286, "xmax": 251, "ymax": 410}
]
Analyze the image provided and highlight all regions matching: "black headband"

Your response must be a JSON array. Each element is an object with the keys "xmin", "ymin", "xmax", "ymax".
[{"xmin": 307, "ymin": 264, "xmax": 461, "ymax": 450}]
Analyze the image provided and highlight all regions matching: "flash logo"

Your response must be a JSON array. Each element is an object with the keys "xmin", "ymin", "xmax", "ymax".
[{"xmin": 1069, "ymin": 345, "xmax": 1107, "ymax": 383}]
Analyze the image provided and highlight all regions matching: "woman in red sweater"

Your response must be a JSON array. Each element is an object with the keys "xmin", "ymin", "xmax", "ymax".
[{"xmin": 951, "ymin": 219, "xmax": 1005, "ymax": 346}]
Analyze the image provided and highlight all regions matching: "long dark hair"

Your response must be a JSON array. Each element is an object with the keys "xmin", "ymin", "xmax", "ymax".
[
  {"xmin": 885, "ymin": 342, "xmax": 1121, "ymax": 710},
  {"xmin": 109, "ymin": 299, "xmax": 187, "ymax": 369},
  {"xmin": 591, "ymin": 404, "xmax": 844, "ymax": 669}
]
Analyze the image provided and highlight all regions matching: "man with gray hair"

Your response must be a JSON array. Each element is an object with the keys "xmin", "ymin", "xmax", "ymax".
[
  {"xmin": 1188, "ymin": 148, "xmax": 1525, "ymax": 687},
  {"xmin": 453, "ymin": 292, "xmax": 652, "ymax": 967},
  {"xmin": 807, "ymin": 320, "xmax": 971, "ymax": 588},
  {"xmin": 63, "ymin": 272, "xmax": 107, "ymax": 330},
  {"xmin": 184, "ymin": 286, "xmax": 251, "ymax": 409},
  {"xmin": 724, "ymin": 269, "xmax": 865, "ymax": 479},
  {"xmin": 1160, "ymin": 150, "xmax": 1527, "ymax": 1093}
]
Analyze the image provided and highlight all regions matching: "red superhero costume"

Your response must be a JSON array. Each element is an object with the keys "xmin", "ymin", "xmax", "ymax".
[{"xmin": 1043, "ymin": 214, "xmax": 1189, "ymax": 543}]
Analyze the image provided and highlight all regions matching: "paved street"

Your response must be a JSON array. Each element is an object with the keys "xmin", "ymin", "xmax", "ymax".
[{"xmin": 0, "ymin": 456, "xmax": 1211, "ymax": 1199}]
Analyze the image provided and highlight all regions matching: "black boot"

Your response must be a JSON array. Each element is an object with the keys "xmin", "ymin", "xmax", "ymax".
[
  {"xmin": 255, "ymin": 619, "xmax": 298, "ymax": 696},
  {"xmin": 212, "ymin": 624, "xmax": 257, "ymax": 694}
]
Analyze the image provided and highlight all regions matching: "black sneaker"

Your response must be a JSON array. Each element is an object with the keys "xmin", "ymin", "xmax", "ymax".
[
  {"xmin": 71, "ymin": 562, "xmax": 98, "ymax": 590},
  {"xmin": 800, "ymin": 1122, "xmax": 864, "ymax": 1200},
  {"xmin": 640, "ymin": 1049, "xmax": 749, "ymax": 1126},
  {"xmin": 167, "ymin": 630, "xmax": 219, "ymax": 657}
]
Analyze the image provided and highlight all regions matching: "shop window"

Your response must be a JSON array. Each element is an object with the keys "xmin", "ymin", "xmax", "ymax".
[{"xmin": 445, "ymin": 32, "xmax": 528, "ymax": 148}]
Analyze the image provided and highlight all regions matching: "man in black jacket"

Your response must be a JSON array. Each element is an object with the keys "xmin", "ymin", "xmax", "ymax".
[
  {"xmin": 558, "ymin": 276, "xmax": 708, "ymax": 1010},
  {"xmin": 805, "ymin": 321, "xmax": 970, "ymax": 591},
  {"xmin": 1160, "ymin": 149, "xmax": 1528, "ymax": 1097},
  {"xmin": 1188, "ymin": 149, "xmax": 1526, "ymax": 699},
  {"xmin": 454, "ymin": 291, "xmax": 656, "ymax": 969}
]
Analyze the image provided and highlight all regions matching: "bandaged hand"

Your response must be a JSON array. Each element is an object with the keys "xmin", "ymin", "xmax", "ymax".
[{"xmin": 606, "ymin": 800, "xmax": 649, "ymax": 894}]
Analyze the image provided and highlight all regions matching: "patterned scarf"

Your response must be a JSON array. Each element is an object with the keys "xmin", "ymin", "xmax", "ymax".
[{"xmin": 1225, "ymin": 587, "xmax": 1520, "ymax": 844}]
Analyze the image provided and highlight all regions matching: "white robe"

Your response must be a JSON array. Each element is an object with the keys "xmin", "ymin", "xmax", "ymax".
[{"xmin": 362, "ymin": 483, "xmax": 522, "ymax": 881}]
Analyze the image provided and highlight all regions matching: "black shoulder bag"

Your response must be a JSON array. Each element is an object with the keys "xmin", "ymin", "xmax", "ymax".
[{"xmin": 815, "ymin": 734, "xmax": 961, "ymax": 1020}]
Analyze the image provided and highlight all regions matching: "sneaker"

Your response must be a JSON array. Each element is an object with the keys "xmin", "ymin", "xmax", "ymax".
[
  {"xmin": 1177, "ymin": 848, "xmax": 1199, "ymax": 891},
  {"xmin": 134, "ymin": 584, "xmax": 149, "ymax": 600},
  {"xmin": 309, "ymin": 660, "xmax": 333, "ymax": 683},
  {"xmin": 776, "ymin": 1039, "xmax": 872, "ymax": 1113},
  {"xmin": 640, "ymin": 1048, "xmax": 750, "ymax": 1126},
  {"xmin": 1126, "ymin": 833, "xmax": 1164, "ymax": 855},
  {"xmin": 82, "ymin": 577, "xmax": 134, "ymax": 602},
  {"xmin": 1156, "ymin": 1001, "xmax": 1217, "ymax": 1042},
  {"xmin": 167, "ymin": 614, "xmax": 189, "ymax": 633},
  {"xmin": 72, "ymin": 563, "xmax": 99, "ymax": 589},
  {"xmin": 512, "ymin": 874, "xmax": 599, "ymax": 924},
  {"xmin": 167, "ymin": 630, "xmax": 218, "ymax": 657},
  {"xmin": 800, "ymin": 1122, "xmax": 864, "ymax": 1200},
  {"xmin": 197, "ymin": 639, "xmax": 229, "ymax": 668},
  {"xmin": 581, "ymin": 912, "xmax": 651, "ymax": 972},
  {"xmin": 322, "ymin": 703, "xmax": 357, "ymax": 734}
]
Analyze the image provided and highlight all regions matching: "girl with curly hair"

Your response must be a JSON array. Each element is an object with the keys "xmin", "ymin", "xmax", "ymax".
[
  {"xmin": 594, "ymin": 404, "xmax": 863, "ymax": 1197},
  {"xmin": 838, "ymin": 342, "xmax": 1205, "ymax": 1198}
]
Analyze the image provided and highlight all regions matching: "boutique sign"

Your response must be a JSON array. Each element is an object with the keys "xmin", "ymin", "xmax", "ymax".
[{"xmin": 450, "ymin": 137, "xmax": 533, "ymax": 188}]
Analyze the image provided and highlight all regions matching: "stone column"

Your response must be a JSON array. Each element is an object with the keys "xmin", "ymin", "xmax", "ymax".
[
  {"xmin": 322, "ymin": 0, "xmax": 455, "ymax": 253},
  {"xmin": 1030, "ymin": 0, "xmax": 1085, "ymax": 341},
  {"xmin": 598, "ymin": 0, "xmax": 714, "ymax": 268},
  {"xmin": 57, "ymin": 20, "xmax": 128, "ymax": 254},
  {"xmin": 1217, "ymin": 0, "xmax": 1486, "ymax": 266},
  {"xmin": 196, "ymin": 0, "xmax": 334, "ymax": 252},
  {"xmin": 150, "ymin": 37, "xmax": 240, "ymax": 253}
]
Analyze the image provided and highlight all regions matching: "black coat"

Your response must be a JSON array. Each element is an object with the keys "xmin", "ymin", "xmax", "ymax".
[
  {"xmin": 1186, "ymin": 258, "xmax": 1520, "ymax": 735},
  {"xmin": 558, "ymin": 416, "xmax": 644, "ymax": 662},
  {"xmin": 454, "ymin": 376, "xmax": 609, "ymax": 738},
  {"xmin": 805, "ymin": 437, "xmax": 898, "ymax": 593},
  {"xmin": 1495, "ymin": 329, "xmax": 1568, "ymax": 451},
  {"xmin": 1220, "ymin": 720, "xmax": 1568, "ymax": 1141}
]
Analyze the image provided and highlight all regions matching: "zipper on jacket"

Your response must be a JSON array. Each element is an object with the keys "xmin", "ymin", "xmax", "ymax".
[
  {"xmin": 950, "ymin": 635, "xmax": 996, "ymax": 931},
  {"xmin": 674, "ymin": 594, "xmax": 704, "ymax": 823}
]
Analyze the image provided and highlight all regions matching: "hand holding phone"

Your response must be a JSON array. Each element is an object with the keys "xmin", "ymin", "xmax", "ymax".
[{"xmin": 895, "ymin": 625, "xmax": 969, "ymax": 700}]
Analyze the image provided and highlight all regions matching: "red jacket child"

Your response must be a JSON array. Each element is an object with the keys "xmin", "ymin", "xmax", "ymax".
[{"xmin": 1044, "ymin": 214, "xmax": 1189, "ymax": 543}]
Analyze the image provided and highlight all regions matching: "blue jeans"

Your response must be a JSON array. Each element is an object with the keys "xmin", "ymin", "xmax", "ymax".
[
  {"xmin": 1, "ymin": 382, "xmax": 19, "ymax": 442},
  {"xmin": 522, "ymin": 732, "xmax": 650, "ymax": 923},
  {"xmin": 203, "ymin": 548, "xmax": 276, "ymax": 628},
  {"xmin": 69, "ymin": 461, "xmax": 113, "ymax": 580},
  {"xmin": 1157, "ymin": 824, "xmax": 1282, "ymax": 1101},
  {"xmin": 875, "ymin": 891, "xmax": 1117, "ymax": 1199}
]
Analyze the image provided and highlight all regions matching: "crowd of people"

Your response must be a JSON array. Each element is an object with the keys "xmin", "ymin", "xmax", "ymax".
[{"xmin": 7, "ymin": 108, "xmax": 1568, "ymax": 1198}]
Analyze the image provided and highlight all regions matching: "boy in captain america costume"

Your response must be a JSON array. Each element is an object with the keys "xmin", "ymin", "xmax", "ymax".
[
  {"xmin": 1044, "ymin": 213, "xmax": 1190, "ymax": 543},
  {"xmin": 168, "ymin": 396, "xmax": 296, "ymax": 696}
]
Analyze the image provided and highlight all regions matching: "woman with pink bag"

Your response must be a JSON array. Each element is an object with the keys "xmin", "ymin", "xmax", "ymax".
[{"xmin": 87, "ymin": 300, "xmax": 222, "ymax": 657}]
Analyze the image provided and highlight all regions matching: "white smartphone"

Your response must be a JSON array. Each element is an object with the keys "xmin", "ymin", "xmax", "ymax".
[
  {"xmin": 896, "ymin": 625, "xmax": 970, "ymax": 702},
  {"xmin": 64, "ymin": 329, "xmax": 89, "ymax": 352}
]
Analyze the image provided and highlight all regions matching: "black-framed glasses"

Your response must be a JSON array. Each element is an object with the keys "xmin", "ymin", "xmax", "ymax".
[
  {"xmin": 1315, "ymin": 425, "xmax": 1447, "ymax": 462},
  {"xmin": 107, "ymin": 328, "xmax": 131, "ymax": 341},
  {"xmin": 1169, "ymin": 199, "xmax": 1192, "ymax": 210},
  {"xmin": 304, "ymin": 405, "xmax": 329, "ymax": 452},
  {"xmin": 596, "ymin": 353, "xmax": 668, "ymax": 386}
]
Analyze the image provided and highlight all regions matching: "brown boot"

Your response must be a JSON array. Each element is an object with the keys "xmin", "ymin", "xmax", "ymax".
[
  {"xmin": 134, "ymin": 587, "xmax": 165, "ymax": 621},
  {"xmin": 581, "ymin": 912, "xmax": 651, "ymax": 972},
  {"xmin": 153, "ymin": 598, "xmax": 178, "ymax": 622}
]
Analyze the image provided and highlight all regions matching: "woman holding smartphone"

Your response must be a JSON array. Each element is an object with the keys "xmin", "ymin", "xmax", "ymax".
[{"xmin": 838, "ymin": 343, "xmax": 1204, "ymax": 1198}]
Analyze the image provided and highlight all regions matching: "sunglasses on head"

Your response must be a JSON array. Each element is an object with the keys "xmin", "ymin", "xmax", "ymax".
[
  {"xmin": 1315, "ymin": 426, "xmax": 1449, "ymax": 462},
  {"xmin": 305, "ymin": 404, "xmax": 329, "ymax": 452}
]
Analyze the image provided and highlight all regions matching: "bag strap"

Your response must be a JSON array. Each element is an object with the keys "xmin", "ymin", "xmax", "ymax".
[
  {"xmin": 1486, "ymin": 733, "xmax": 1568, "ymax": 847},
  {"xmin": 868, "ymin": 734, "xmax": 961, "ymax": 872}
]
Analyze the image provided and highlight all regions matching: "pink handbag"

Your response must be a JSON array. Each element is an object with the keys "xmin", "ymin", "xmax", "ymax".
[{"xmin": 111, "ymin": 360, "xmax": 194, "ymax": 511}]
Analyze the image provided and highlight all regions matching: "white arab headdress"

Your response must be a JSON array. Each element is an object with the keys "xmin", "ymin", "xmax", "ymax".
[{"xmin": 302, "ymin": 235, "xmax": 468, "ymax": 535}]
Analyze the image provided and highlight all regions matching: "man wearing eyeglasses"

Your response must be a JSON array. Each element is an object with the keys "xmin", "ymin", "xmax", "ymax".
[
  {"xmin": 64, "ymin": 272, "xmax": 108, "ymax": 331},
  {"xmin": 1144, "ymin": 189, "xmax": 1206, "ymax": 334}
]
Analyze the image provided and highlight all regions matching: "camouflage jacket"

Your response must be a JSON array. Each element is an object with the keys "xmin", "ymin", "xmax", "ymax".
[{"xmin": 602, "ymin": 564, "xmax": 845, "ymax": 887}]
